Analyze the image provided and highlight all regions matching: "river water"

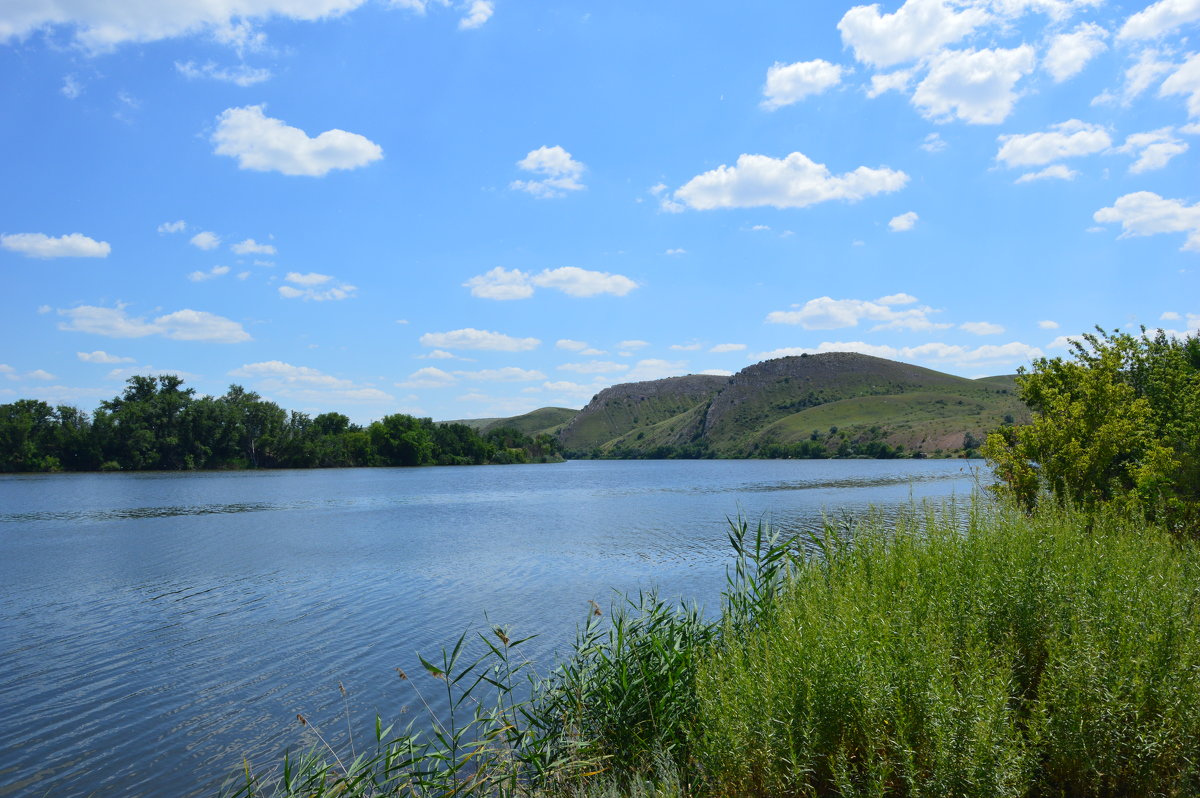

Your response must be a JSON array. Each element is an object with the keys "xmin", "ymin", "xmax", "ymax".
[{"xmin": 0, "ymin": 459, "xmax": 984, "ymax": 796}]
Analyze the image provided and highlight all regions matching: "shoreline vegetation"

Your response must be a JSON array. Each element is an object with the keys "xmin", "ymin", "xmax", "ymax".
[
  {"xmin": 0, "ymin": 375, "xmax": 563, "ymax": 472},
  {"xmin": 223, "ymin": 327, "xmax": 1200, "ymax": 797}
]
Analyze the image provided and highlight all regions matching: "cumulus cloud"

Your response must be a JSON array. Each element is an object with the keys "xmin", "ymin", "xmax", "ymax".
[
  {"xmin": 78, "ymin": 350, "xmax": 134, "ymax": 364},
  {"xmin": 212, "ymin": 105, "xmax": 383, "ymax": 177},
  {"xmin": 232, "ymin": 238, "xmax": 276, "ymax": 255},
  {"xmin": 510, "ymin": 145, "xmax": 586, "ymax": 198},
  {"xmin": 278, "ymin": 271, "xmax": 356, "ymax": 300},
  {"xmin": 960, "ymin": 321, "xmax": 1005, "ymax": 335},
  {"xmin": 867, "ymin": 69, "xmax": 915, "ymax": 98},
  {"xmin": 188, "ymin": 265, "xmax": 231, "ymax": 282},
  {"xmin": 454, "ymin": 367, "xmax": 547, "ymax": 382},
  {"xmin": 176, "ymin": 60, "xmax": 272, "ymax": 86},
  {"xmin": 458, "ymin": 0, "xmax": 493, "ymax": 29},
  {"xmin": 158, "ymin": 220, "xmax": 186, "ymax": 234},
  {"xmin": 912, "ymin": 46, "xmax": 1036, "ymax": 124},
  {"xmin": 762, "ymin": 59, "xmax": 846, "ymax": 109},
  {"xmin": 0, "ymin": 0, "xmax": 366, "ymax": 52},
  {"xmin": 420, "ymin": 328, "xmax": 540, "ymax": 351},
  {"xmin": 1118, "ymin": 128, "xmax": 1188, "ymax": 173},
  {"xmin": 1160, "ymin": 53, "xmax": 1200, "ymax": 117},
  {"xmin": 1044, "ymin": 23, "xmax": 1108, "ymax": 82},
  {"xmin": 1015, "ymin": 164, "xmax": 1079, "ymax": 182},
  {"xmin": 232, "ymin": 360, "xmax": 393, "ymax": 402},
  {"xmin": 1118, "ymin": 0, "xmax": 1200, "ymax": 41},
  {"xmin": 996, "ymin": 119, "xmax": 1112, "ymax": 166},
  {"xmin": 190, "ymin": 230, "xmax": 221, "ymax": 250},
  {"xmin": 625, "ymin": 359, "xmax": 688, "ymax": 382},
  {"xmin": 756, "ymin": 340, "xmax": 1043, "ymax": 367},
  {"xmin": 619, "ymin": 340, "xmax": 649, "ymax": 350},
  {"xmin": 671, "ymin": 151, "xmax": 908, "ymax": 211},
  {"xmin": 1094, "ymin": 191, "xmax": 1200, "ymax": 252},
  {"xmin": 58, "ymin": 304, "xmax": 251, "ymax": 343},
  {"xmin": 889, "ymin": 211, "xmax": 919, "ymax": 231},
  {"xmin": 766, "ymin": 294, "xmax": 949, "ymax": 331},
  {"xmin": 710, "ymin": 343, "xmax": 746, "ymax": 353},
  {"xmin": 1, "ymin": 232, "xmax": 110, "ymax": 259},
  {"xmin": 558, "ymin": 361, "xmax": 629, "ymax": 374},
  {"xmin": 838, "ymin": 0, "xmax": 990, "ymax": 68},
  {"xmin": 920, "ymin": 132, "xmax": 947, "ymax": 152},
  {"xmin": 398, "ymin": 366, "xmax": 457, "ymax": 387},
  {"xmin": 1038, "ymin": 320, "xmax": 1060, "ymax": 329},
  {"xmin": 1093, "ymin": 48, "xmax": 1175, "ymax": 107},
  {"xmin": 556, "ymin": 339, "xmax": 589, "ymax": 352},
  {"xmin": 464, "ymin": 266, "xmax": 637, "ymax": 299}
]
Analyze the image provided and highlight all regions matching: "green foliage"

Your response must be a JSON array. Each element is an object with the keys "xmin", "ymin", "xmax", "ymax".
[
  {"xmin": 985, "ymin": 327, "xmax": 1200, "ymax": 535},
  {"xmin": 0, "ymin": 375, "xmax": 562, "ymax": 473}
]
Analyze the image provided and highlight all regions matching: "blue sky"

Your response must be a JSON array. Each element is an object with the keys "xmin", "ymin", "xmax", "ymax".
[{"xmin": 2, "ymin": 0, "xmax": 1198, "ymax": 423}]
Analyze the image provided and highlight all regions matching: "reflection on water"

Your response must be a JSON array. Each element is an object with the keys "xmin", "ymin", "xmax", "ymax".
[{"xmin": 0, "ymin": 459, "xmax": 983, "ymax": 797}]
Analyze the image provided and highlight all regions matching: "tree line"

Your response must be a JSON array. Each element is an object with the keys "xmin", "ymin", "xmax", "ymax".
[{"xmin": 0, "ymin": 375, "xmax": 562, "ymax": 472}]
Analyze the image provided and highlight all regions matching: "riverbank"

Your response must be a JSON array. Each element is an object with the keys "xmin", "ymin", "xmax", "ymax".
[{"xmin": 226, "ymin": 497, "xmax": 1200, "ymax": 797}]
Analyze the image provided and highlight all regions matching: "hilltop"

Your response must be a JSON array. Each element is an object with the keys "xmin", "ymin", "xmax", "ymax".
[{"xmin": 470, "ymin": 353, "xmax": 1027, "ymax": 459}]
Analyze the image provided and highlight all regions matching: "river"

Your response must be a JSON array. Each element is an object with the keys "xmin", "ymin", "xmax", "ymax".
[{"xmin": 0, "ymin": 458, "xmax": 985, "ymax": 796}]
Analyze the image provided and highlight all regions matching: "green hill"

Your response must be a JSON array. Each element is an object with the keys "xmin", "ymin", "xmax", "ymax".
[{"xmin": 558, "ymin": 353, "xmax": 1028, "ymax": 458}]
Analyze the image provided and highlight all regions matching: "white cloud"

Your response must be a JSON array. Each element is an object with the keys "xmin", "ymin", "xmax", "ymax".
[
  {"xmin": 78, "ymin": 350, "xmax": 134, "ymax": 364},
  {"xmin": 665, "ymin": 248, "xmax": 686, "ymax": 256},
  {"xmin": 921, "ymin": 132, "xmax": 947, "ymax": 152},
  {"xmin": 1094, "ymin": 48, "xmax": 1175, "ymax": 107},
  {"xmin": 619, "ymin": 339, "xmax": 649, "ymax": 350},
  {"xmin": 532, "ymin": 266, "xmax": 637, "ymax": 297},
  {"xmin": 762, "ymin": 59, "xmax": 846, "ymax": 109},
  {"xmin": 458, "ymin": 0, "xmax": 493, "ymax": 29},
  {"xmin": 420, "ymin": 328, "xmax": 540, "ymax": 351},
  {"xmin": 698, "ymin": 369, "xmax": 734, "ymax": 376},
  {"xmin": 671, "ymin": 151, "xmax": 908, "ymax": 211},
  {"xmin": 279, "ymin": 271, "xmax": 356, "ymax": 300},
  {"xmin": 625, "ymin": 359, "xmax": 688, "ymax": 382},
  {"xmin": 1, "ymin": 232, "xmax": 110, "ymax": 259},
  {"xmin": 61, "ymin": 74, "xmax": 82, "ymax": 98},
  {"xmin": 710, "ymin": 343, "xmax": 746, "ymax": 353},
  {"xmin": 1118, "ymin": 128, "xmax": 1188, "ymax": 173},
  {"xmin": 756, "ymin": 340, "xmax": 1043, "ymax": 367},
  {"xmin": 670, "ymin": 342, "xmax": 703, "ymax": 351},
  {"xmin": 1044, "ymin": 23, "xmax": 1108, "ymax": 82},
  {"xmin": 190, "ymin": 230, "xmax": 221, "ymax": 250},
  {"xmin": 1038, "ymin": 319, "xmax": 1060, "ymax": 329},
  {"xmin": 889, "ymin": 211, "xmax": 919, "ymax": 231},
  {"xmin": 1118, "ymin": 0, "xmax": 1200, "ymax": 40},
  {"xmin": 558, "ymin": 361, "xmax": 629, "ymax": 374},
  {"xmin": 766, "ymin": 294, "xmax": 949, "ymax": 331},
  {"xmin": 540, "ymin": 380, "xmax": 604, "ymax": 399},
  {"xmin": 1047, "ymin": 334, "xmax": 1081, "ymax": 349},
  {"xmin": 1160, "ymin": 53, "xmax": 1200, "ymax": 117},
  {"xmin": 176, "ymin": 60, "xmax": 271, "ymax": 86},
  {"xmin": 212, "ymin": 105, "xmax": 383, "ymax": 177},
  {"xmin": 556, "ymin": 339, "xmax": 589, "ymax": 351},
  {"xmin": 58, "ymin": 304, "xmax": 250, "ymax": 343},
  {"xmin": 581, "ymin": 347, "xmax": 606, "ymax": 356},
  {"xmin": 1015, "ymin": 164, "xmax": 1079, "ymax": 182},
  {"xmin": 960, "ymin": 321, "xmax": 1005, "ymax": 335},
  {"xmin": 838, "ymin": 0, "xmax": 990, "ymax": 68},
  {"xmin": 1161, "ymin": 310, "xmax": 1182, "ymax": 320},
  {"xmin": 398, "ymin": 366, "xmax": 457, "ymax": 387},
  {"xmin": 464, "ymin": 265, "xmax": 637, "ymax": 299},
  {"xmin": 867, "ymin": 69, "xmax": 915, "ymax": 98},
  {"xmin": 232, "ymin": 238, "xmax": 276, "ymax": 255},
  {"xmin": 158, "ymin": 220, "xmax": 186, "ymax": 234},
  {"xmin": 1094, "ymin": 191, "xmax": 1200, "ymax": 252},
  {"xmin": 188, "ymin": 265, "xmax": 231, "ymax": 282},
  {"xmin": 0, "ymin": 0, "xmax": 366, "ymax": 52},
  {"xmin": 1182, "ymin": 122, "xmax": 1200, "ymax": 134},
  {"xmin": 464, "ymin": 266, "xmax": 534, "ymax": 300},
  {"xmin": 510, "ymin": 145, "xmax": 586, "ymax": 198},
  {"xmin": 996, "ymin": 119, "xmax": 1112, "ymax": 167},
  {"xmin": 912, "ymin": 46, "xmax": 1036, "ymax": 124},
  {"xmin": 454, "ymin": 367, "xmax": 547, "ymax": 382},
  {"xmin": 417, "ymin": 349, "xmax": 462, "ymax": 360},
  {"xmin": 232, "ymin": 360, "xmax": 393, "ymax": 402}
]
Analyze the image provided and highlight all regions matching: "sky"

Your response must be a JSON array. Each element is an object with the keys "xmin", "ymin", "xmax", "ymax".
[{"xmin": 2, "ymin": 0, "xmax": 1199, "ymax": 423}]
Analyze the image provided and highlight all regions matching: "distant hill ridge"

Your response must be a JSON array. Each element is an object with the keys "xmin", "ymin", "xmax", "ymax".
[{"xmin": 448, "ymin": 352, "xmax": 1027, "ymax": 459}]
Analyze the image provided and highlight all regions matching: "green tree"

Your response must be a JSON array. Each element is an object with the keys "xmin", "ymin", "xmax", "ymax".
[{"xmin": 985, "ymin": 327, "xmax": 1200, "ymax": 535}]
